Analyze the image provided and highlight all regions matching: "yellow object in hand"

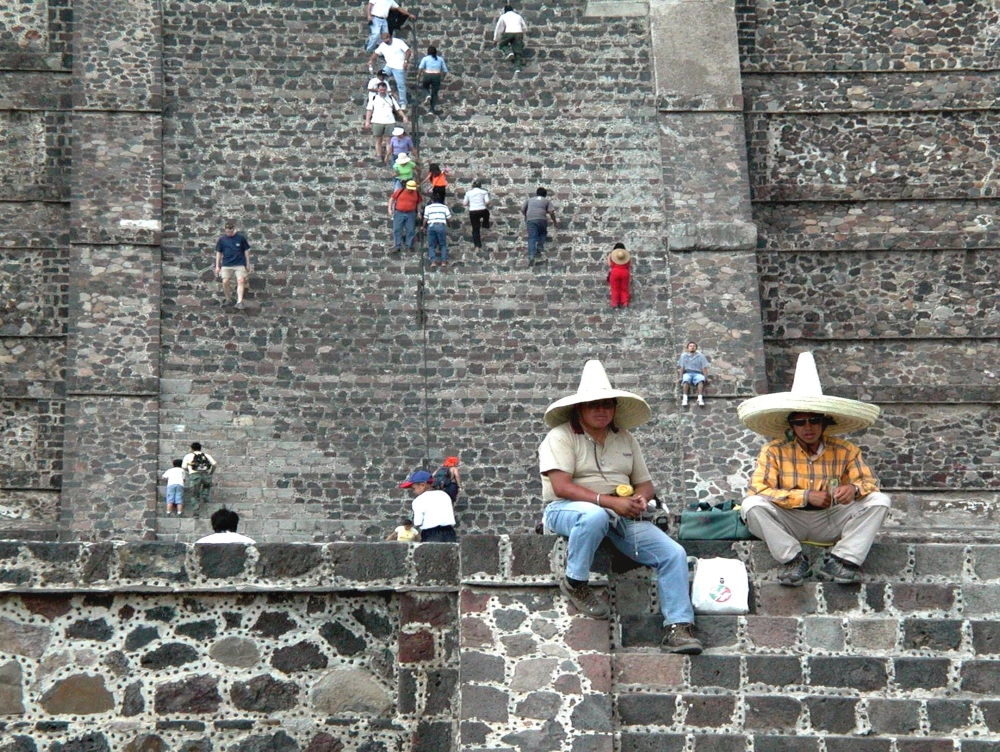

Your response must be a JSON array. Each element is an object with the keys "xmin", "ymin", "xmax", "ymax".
[{"xmin": 616, "ymin": 485, "xmax": 634, "ymax": 497}]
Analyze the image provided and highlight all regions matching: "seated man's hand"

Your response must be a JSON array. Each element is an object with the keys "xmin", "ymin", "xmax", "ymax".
[
  {"xmin": 832, "ymin": 484, "xmax": 857, "ymax": 505},
  {"xmin": 606, "ymin": 495, "xmax": 646, "ymax": 519},
  {"xmin": 806, "ymin": 490, "xmax": 832, "ymax": 508}
]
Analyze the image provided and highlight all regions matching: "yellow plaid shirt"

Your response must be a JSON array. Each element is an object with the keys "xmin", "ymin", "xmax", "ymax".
[{"xmin": 748, "ymin": 435, "xmax": 881, "ymax": 509}]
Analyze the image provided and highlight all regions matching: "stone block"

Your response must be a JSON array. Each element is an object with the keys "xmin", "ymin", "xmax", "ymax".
[
  {"xmin": 462, "ymin": 684, "xmax": 509, "ymax": 723},
  {"xmin": 960, "ymin": 660, "xmax": 1000, "ymax": 694},
  {"xmin": 693, "ymin": 736, "xmax": 748, "ymax": 752},
  {"xmin": 619, "ymin": 614, "xmax": 664, "ymax": 648},
  {"xmin": 867, "ymin": 699, "xmax": 921, "ymax": 734},
  {"xmin": 565, "ymin": 617, "xmax": 610, "ymax": 652},
  {"xmin": 804, "ymin": 697, "xmax": 857, "ymax": 734},
  {"xmin": 398, "ymin": 630, "xmax": 435, "ymax": 663},
  {"xmin": 616, "ymin": 654, "xmax": 685, "ymax": 688},
  {"xmin": 412, "ymin": 720, "xmax": 452, "ymax": 752},
  {"xmin": 850, "ymin": 619, "xmax": 898, "ymax": 651},
  {"xmin": 926, "ymin": 699, "xmax": 972, "ymax": 732},
  {"xmin": 895, "ymin": 742, "xmax": 957, "ymax": 752},
  {"xmin": 903, "ymin": 618, "xmax": 963, "ymax": 651},
  {"xmin": 757, "ymin": 584, "xmax": 818, "ymax": 616},
  {"xmin": 461, "ymin": 651, "xmax": 505, "ymax": 683},
  {"xmin": 689, "ymin": 655, "xmax": 740, "ymax": 690},
  {"xmin": 413, "ymin": 542, "xmax": 459, "ymax": 585},
  {"xmin": 981, "ymin": 700, "xmax": 1000, "ymax": 731},
  {"xmin": 255, "ymin": 544, "xmax": 321, "ymax": 579},
  {"xmin": 509, "ymin": 657, "xmax": 558, "ymax": 692},
  {"xmin": 424, "ymin": 669, "xmax": 457, "ymax": 715},
  {"xmin": 578, "ymin": 654, "xmax": 613, "ymax": 694},
  {"xmin": 961, "ymin": 585, "xmax": 1000, "ymax": 616},
  {"xmin": 694, "ymin": 615, "xmax": 739, "ymax": 648},
  {"xmin": 970, "ymin": 546, "xmax": 1000, "ymax": 581},
  {"xmin": 890, "ymin": 584, "xmax": 956, "ymax": 613},
  {"xmin": 620, "ymin": 733, "xmax": 686, "ymax": 752},
  {"xmin": 821, "ymin": 583, "xmax": 863, "ymax": 613},
  {"xmin": 461, "ymin": 535, "xmax": 501, "ymax": 578},
  {"xmin": 515, "ymin": 691, "xmax": 562, "ymax": 720},
  {"xmin": 682, "ymin": 694, "xmax": 736, "ymax": 728},
  {"xmin": 570, "ymin": 694, "xmax": 613, "ymax": 732},
  {"xmin": 500, "ymin": 720, "xmax": 566, "ymax": 752},
  {"xmin": 153, "ymin": 674, "xmax": 221, "ymax": 714},
  {"xmin": 971, "ymin": 621, "xmax": 1000, "ymax": 655},
  {"xmin": 618, "ymin": 693, "xmax": 679, "ymax": 726},
  {"xmin": 913, "ymin": 544, "xmax": 967, "ymax": 578},
  {"xmin": 198, "ymin": 544, "xmax": 247, "ymax": 579},
  {"xmin": 400, "ymin": 593, "xmax": 455, "ymax": 628},
  {"xmin": 746, "ymin": 616, "xmax": 798, "ymax": 649},
  {"xmin": 803, "ymin": 617, "xmax": 844, "ymax": 651},
  {"xmin": 753, "ymin": 736, "xmax": 820, "ymax": 752},
  {"xmin": 893, "ymin": 658, "xmax": 950, "ymax": 690},
  {"xmin": 825, "ymin": 740, "xmax": 891, "ymax": 752},
  {"xmin": 571, "ymin": 734, "xmax": 614, "ymax": 752},
  {"xmin": 745, "ymin": 696, "xmax": 801, "ymax": 731},
  {"xmin": 863, "ymin": 544, "xmax": 911, "ymax": 578},
  {"xmin": 330, "ymin": 543, "xmax": 407, "ymax": 583},
  {"xmin": 746, "ymin": 656, "xmax": 802, "ymax": 687},
  {"xmin": 510, "ymin": 534, "xmax": 555, "ymax": 578},
  {"xmin": 808, "ymin": 657, "xmax": 887, "ymax": 691}
]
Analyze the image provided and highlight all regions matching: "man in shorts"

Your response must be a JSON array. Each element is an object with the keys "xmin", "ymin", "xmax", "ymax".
[
  {"xmin": 365, "ymin": 81, "xmax": 409, "ymax": 161},
  {"xmin": 214, "ymin": 222, "xmax": 252, "ymax": 309}
]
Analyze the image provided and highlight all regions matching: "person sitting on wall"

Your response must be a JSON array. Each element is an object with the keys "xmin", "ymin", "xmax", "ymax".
[
  {"xmin": 737, "ymin": 351, "xmax": 891, "ymax": 586},
  {"xmin": 677, "ymin": 340, "xmax": 709, "ymax": 406},
  {"xmin": 539, "ymin": 360, "xmax": 702, "ymax": 654},
  {"xmin": 196, "ymin": 508, "xmax": 256, "ymax": 544}
]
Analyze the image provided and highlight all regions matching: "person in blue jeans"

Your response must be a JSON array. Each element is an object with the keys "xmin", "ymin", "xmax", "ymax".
[
  {"xmin": 365, "ymin": 0, "xmax": 416, "ymax": 52},
  {"xmin": 423, "ymin": 198, "xmax": 452, "ymax": 268},
  {"xmin": 521, "ymin": 186, "xmax": 557, "ymax": 266},
  {"xmin": 539, "ymin": 359, "xmax": 702, "ymax": 654}
]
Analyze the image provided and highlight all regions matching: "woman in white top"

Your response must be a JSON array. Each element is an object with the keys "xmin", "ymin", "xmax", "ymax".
[{"xmin": 462, "ymin": 179, "xmax": 491, "ymax": 249}]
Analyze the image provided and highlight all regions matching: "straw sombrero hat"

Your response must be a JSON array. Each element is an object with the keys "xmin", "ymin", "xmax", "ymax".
[
  {"xmin": 610, "ymin": 248, "xmax": 631, "ymax": 265},
  {"xmin": 544, "ymin": 360, "xmax": 652, "ymax": 430},
  {"xmin": 737, "ymin": 352, "xmax": 880, "ymax": 438}
]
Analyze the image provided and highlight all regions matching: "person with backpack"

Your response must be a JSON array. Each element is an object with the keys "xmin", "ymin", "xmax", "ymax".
[
  {"xmin": 182, "ymin": 442, "xmax": 217, "ymax": 516},
  {"xmin": 432, "ymin": 456, "xmax": 461, "ymax": 503}
]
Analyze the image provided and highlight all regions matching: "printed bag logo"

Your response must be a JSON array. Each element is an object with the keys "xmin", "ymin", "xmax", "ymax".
[{"xmin": 710, "ymin": 578, "xmax": 732, "ymax": 603}]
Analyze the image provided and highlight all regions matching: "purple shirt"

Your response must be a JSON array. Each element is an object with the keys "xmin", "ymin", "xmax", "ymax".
[{"xmin": 390, "ymin": 135, "xmax": 415, "ymax": 156}]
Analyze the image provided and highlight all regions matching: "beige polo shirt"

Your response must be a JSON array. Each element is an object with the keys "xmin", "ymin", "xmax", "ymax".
[{"xmin": 538, "ymin": 422, "xmax": 651, "ymax": 502}]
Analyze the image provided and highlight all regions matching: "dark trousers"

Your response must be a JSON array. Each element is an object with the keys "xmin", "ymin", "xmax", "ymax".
[
  {"xmin": 499, "ymin": 32, "xmax": 526, "ymax": 64},
  {"xmin": 421, "ymin": 74, "xmax": 442, "ymax": 110},
  {"xmin": 469, "ymin": 209, "xmax": 491, "ymax": 248},
  {"xmin": 421, "ymin": 525, "xmax": 457, "ymax": 543}
]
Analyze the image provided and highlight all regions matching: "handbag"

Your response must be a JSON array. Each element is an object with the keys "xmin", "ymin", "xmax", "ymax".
[
  {"xmin": 691, "ymin": 557, "xmax": 750, "ymax": 615},
  {"xmin": 678, "ymin": 500, "xmax": 756, "ymax": 541}
]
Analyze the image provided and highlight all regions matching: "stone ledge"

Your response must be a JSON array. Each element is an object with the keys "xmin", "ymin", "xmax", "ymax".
[{"xmin": 667, "ymin": 221, "xmax": 758, "ymax": 250}]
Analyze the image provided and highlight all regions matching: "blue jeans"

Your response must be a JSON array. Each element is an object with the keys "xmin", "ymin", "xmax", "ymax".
[
  {"xmin": 166, "ymin": 485, "xmax": 183, "ymax": 507},
  {"xmin": 526, "ymin": 219, "xmax": 547, "ymax": 259},
  {"xmin": 393, "ymin": 210, "xmax": 416, "ymax": 250},
  {"xmin": 385, "ymin": 66, "xmax": 407, "ymax": 106},
  {"xmin": 427, "ymin": 224, "xmax": 448, "ymax": 261},
  {"xmin": 366, "ymin": 16, "xmax": 388, "ymax": 52},
  {"xmin": 544, "ymin": 500, "xmax": 694, "ymax": 625}
]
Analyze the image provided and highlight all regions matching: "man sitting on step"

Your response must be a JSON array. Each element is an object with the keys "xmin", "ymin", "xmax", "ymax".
[
  {"xmin": 737, "ymin": 352, "xmax": 891, "ymax": 586},
  {"xmin": 539, "ymin": 360, "xmax": 702, "ymax": 654}
]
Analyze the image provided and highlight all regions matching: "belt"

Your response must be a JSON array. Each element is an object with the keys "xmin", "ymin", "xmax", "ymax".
[{"xmin": 428, "ymin": 221, "xmax": 447, "ymax": 225}]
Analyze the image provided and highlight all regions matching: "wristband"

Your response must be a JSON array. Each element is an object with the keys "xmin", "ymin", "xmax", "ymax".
[{"xmin": 596, "ymin": 494, "xmax": 602, "ymax": 507}]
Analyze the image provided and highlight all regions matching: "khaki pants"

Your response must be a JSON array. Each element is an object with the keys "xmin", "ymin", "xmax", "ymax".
[{"xmin": 742, "ymin": 492, "xmax": 891, "ymax": 566}]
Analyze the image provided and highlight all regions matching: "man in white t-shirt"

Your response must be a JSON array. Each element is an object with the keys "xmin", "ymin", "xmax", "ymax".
[
  {"xmin": 368, "ymin": 30, "xmax": 411, "ymax": 108},
  {"xmin": 494, "ymin": 4, "xmax": 527, "ymax": 66},
  {"xmin": 365, "ymin": 0, "xmax": 415, "ymax": 53},
  {"xmin": 399, "ymin": 470, "xmax": 457, "ymax": 542},
  {"xmin": 196, "ymin": 508, "xmax": 256, "ymax": 544},
  {"xmin": 365, "ymin": 81, "xmax": 408, "ymax": 161}
]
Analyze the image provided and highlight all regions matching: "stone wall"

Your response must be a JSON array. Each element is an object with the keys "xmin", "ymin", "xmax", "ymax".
[
  {"xmin": 3, "ymin": 537, "xmax": 1000, "ymax": 751},
  {"xmin": 739, "ymin": 0, "xmax": 1000, "ymax": 529}
]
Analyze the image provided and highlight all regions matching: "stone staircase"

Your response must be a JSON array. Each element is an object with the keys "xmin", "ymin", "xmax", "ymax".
[
  {"xmin": 154, "ymin": 0, "xmax": 682, "ymax": 543},
  {"xmin": 457, "ymin": 534, "xmax": 1000, "ymax": 751}
]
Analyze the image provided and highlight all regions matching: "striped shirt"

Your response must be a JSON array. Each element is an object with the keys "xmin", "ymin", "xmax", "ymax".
[
  {"xmin": 424, "ymin": 202, "xmax": 452, "ymax": 225},
  {"xmin": 747, "ymin": 435, "xmax": 880, "ymax": 510}
]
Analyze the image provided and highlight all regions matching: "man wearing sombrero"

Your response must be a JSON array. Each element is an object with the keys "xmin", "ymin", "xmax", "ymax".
[
  {"xmin": 737, "ymin": 352, "xmax": 891, "ymax": 586},
  {"xmin": 539, "ymin": 360, "xmax": 702, "ymax": 654}
]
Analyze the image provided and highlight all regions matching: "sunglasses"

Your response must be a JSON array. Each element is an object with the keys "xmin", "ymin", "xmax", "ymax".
[{"xmin": 789, "ymin": 417, "xmax": 825, "ymax": 427}]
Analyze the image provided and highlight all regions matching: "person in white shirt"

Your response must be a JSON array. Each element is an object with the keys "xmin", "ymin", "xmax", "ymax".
[
  {"xmin": 366, "ymin": 69, "xmax": 395, "ymax": 107},
  {"xmin": 423, "ymin": 200, "xmax": 453, "ymax": 268},
  {"xmin": 399, "ymin": 470, "xmax": 457, "ymax": 542},
  {"xmin": 196, "ymin": 508, "xmax": 256, "ymax": 544},
  {"xmin": 181, "ymin": 442, "xmax": 217, "ymax": 517},
  {"xmin": 365, "ymin": 81, "xmax": 408, "ymax": 161},
  {"xmin": 494, "ymin": 4, "xmax": 527, "ymax": 66},
  {"xmin": 365, "ymin": 0, "xmax": 415, "ymax": 53},
  {"xmin": 368, "ymin": 30, "xmax": 412, "ymax": 108},
  {"xmin": 161, "ymin": 459, "xmax": 186, "ymax": 516},
  {"xmin": 462, "ymin": 179, "xmax": 491, "ymax": 248}
]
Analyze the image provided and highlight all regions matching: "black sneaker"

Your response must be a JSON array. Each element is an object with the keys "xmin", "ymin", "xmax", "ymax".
[
  {"xmin": 661, "ymin": 623, "xmax": 703, "ymax": 655},
  {"xmin": 558, "ymin": 577, "xmax": 610, "ymax": 619},
  {"xmin": 819, "ymin": 554, "xmax": 861, "ymax": 584},
  {"xmin": 778, "ymin": 553, "xmax": 811, "ymax": 587}
]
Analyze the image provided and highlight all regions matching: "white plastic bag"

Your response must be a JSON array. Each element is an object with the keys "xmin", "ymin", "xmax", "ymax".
[{"xmin": 690, "ymin": 557, "xmax": 750, "ymax": 615}]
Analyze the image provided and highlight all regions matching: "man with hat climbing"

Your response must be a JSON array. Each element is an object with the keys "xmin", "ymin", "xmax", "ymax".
[
  {"xmin": 399, "ymin": 469, "xmax": 457, "ymax": 542},
  {"xmin": 539, "ymin": 360, "xmax": 702, "ymax": 654},
  {"xmin": 737, "ymin": 352, "xmax": 891, "ymax": 586}
]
